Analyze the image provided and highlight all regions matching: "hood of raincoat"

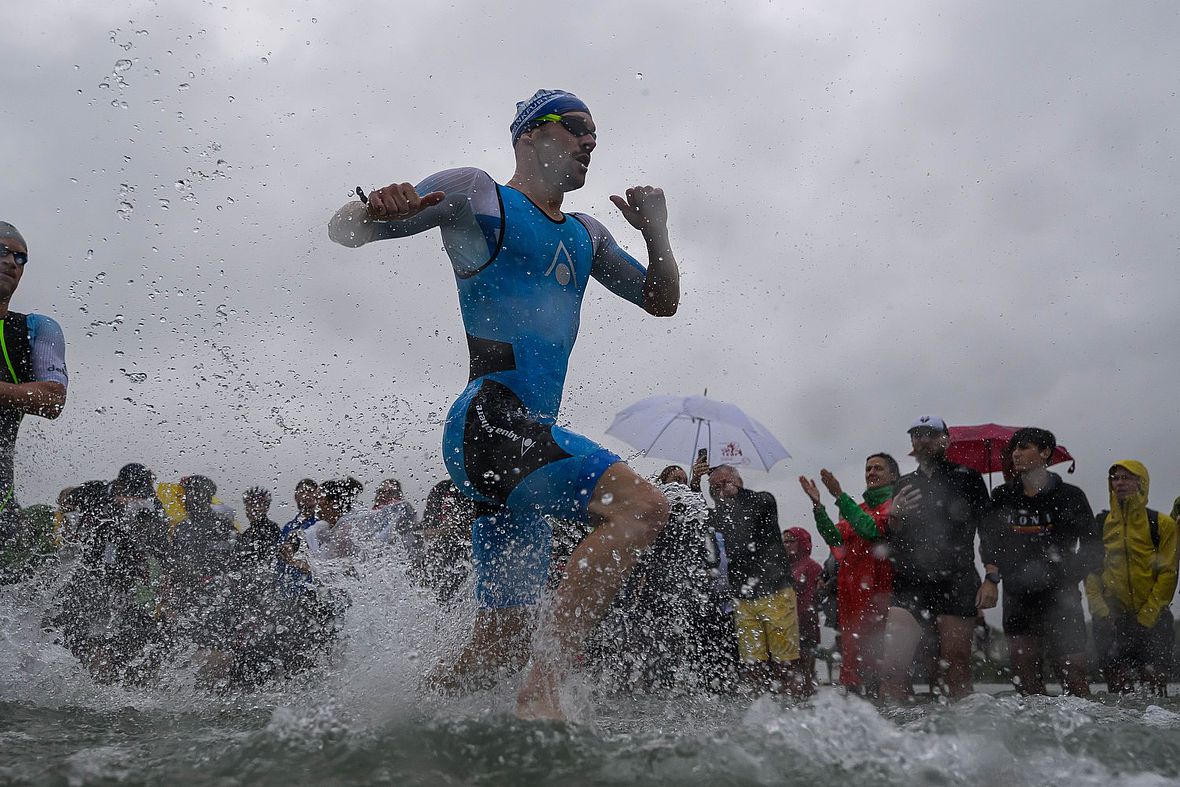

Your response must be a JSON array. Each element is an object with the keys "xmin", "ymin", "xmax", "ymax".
[
  {"xmin": 1108, "ymin": 459, "xmax": 1150, "ymax": 511},
  {"xmin": 786, "ymin": 526, "xmax": 813, "ymax": 560}
]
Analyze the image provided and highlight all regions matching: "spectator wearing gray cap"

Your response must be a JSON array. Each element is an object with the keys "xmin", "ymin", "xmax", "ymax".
[
  {"xmin": 0, "ymin": 222, "xmax": 68, "ymax": 550},
  {"xmin": 879, "ymin": 415, "xmax": 995, "ymax": 701}
]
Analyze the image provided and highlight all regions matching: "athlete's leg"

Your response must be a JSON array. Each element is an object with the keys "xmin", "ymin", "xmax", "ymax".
[
  {"xmin": 426, "ymin": 504, "xmax": 549, "ymax": 693},
  {"xmin": 516, "ymin": 462, "xmax": 668, "ymax": 719},
  {"xmin": 936, "ymin": 614, "xmax": 975, "ymax": 698},
  {"xmin": 880, "ymin": 606, "xmax": 924, "ymax": 700},
  {"xmin": 426, "ymin": 607, "xmax": 532, "ymax": 693}
]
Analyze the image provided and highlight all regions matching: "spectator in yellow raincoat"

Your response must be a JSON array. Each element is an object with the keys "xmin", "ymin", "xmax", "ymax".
[{"xmin": 1085, "ymin": 460, "xmax": 1178, "ymax": 693}]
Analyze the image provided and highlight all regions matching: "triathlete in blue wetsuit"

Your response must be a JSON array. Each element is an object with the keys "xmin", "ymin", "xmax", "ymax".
[
  {"xmin": 329, "ymin": 89, "xmax": 680, "ymax": 719},
  {"xmin": 0, "ymin": 222, "xmax": 68, "ymax": 550}
]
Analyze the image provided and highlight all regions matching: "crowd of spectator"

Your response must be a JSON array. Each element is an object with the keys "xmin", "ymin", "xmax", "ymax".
[
  {"xmin": 14, "ymin": 465, "xmax": 475, "ymax": 688},
  {"xmin": 793, "ymin": 417, "xmax": 1177, "ymax": 699},
  {"xmin": 594, "ymin": 414, "xmax": 1178, "ymax": 700},
  {"xmin": 2, "ymin": 412, "xmax": 1177, "ymax": 700}
]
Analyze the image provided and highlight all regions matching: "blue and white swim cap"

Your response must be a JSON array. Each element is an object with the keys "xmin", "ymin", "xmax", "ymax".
[{"xmin": 510, "ymin": 89, "xmax": 590, "ymax": 146}]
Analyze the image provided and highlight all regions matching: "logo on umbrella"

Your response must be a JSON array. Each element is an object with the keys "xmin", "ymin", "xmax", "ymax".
[{"xmin": 720, "ymin": 442, "xmax": 743, "ymax": 460}]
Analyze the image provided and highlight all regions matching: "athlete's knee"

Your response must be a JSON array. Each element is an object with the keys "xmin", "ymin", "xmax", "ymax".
[
  {"xmin": 637, "ymin": 482, "xmax": 670, "ymax": 522},
  {"xmin": 628, "ymin": 483, "xmax": 670, "ymax": 544},
  {"xmin": 599, "ymin": 482, "xmax": 668, "ymax": 550}
]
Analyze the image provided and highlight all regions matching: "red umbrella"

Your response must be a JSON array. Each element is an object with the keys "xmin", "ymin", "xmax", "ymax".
[{"xmin": 946, "ymin": 423, "xmax": 1076, "ymax": 487}]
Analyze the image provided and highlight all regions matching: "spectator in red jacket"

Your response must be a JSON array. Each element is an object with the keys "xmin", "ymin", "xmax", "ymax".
[{"xmin": 800, "ymin": 454, "xmax": 898, "ymax": 694}]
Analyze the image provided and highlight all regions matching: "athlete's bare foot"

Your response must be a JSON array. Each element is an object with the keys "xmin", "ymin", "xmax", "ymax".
[{"xmin": 515, "ymin": 659, "xmax": 565, "ymax": 721}]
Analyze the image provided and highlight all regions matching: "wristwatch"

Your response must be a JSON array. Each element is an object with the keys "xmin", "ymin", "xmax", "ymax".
[{"xmin": 984, "ymin": 571, "xmax": 1002, "ymax": 585}]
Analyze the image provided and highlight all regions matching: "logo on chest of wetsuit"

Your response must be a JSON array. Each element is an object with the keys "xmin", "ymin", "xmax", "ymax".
[{"xmin": 544, "ymin": 241, "xmax": 578, "ymax": 287}]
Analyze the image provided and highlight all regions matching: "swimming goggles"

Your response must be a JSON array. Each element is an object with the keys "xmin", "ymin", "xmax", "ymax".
[
  {"xmin": 0, "ymin": 245, "xmax": 28, "ymax": 267},
  {"xmin": 533, "ymin": 113, "xmax": 597, "ymax": 140}
]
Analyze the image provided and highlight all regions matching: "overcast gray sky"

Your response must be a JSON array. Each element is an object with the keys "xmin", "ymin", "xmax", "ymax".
[{"xmin": 3, "ymin": 2, "xmax": 1178, "ymax": 610}]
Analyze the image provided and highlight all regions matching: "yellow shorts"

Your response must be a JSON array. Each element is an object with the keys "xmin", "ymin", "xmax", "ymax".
[{"xmin": 733, "ymin": 586, "xmax": 800, "ymax": 664}]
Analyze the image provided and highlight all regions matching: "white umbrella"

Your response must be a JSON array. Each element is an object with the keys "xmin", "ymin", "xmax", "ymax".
[{"xmin": 606, "ymin": 394, "xmax": 790, "ymax": 471}]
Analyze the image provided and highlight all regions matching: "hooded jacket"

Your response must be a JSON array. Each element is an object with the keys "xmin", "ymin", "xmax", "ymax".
[
  {"xmin": 786, "ymin": 527, "xmax": 823, "ymax": 643},
  {"xmin": 1084, "ymin": 460, "xmax": 1178, "ymax": 628}
]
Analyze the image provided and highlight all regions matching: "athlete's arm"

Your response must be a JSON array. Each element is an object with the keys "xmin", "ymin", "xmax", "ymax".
[
  {"xmin": 579, "ymin": 195, "xmax": 679, "ymax": 316},
  {"xmin": 0, "ymin": 314, "xmax": 67, "ymax": 419},
  {"xmin": 609, "ymin": 186, "xmax": 679, "ymax": 316},
  {"xmin": 328, "ymin": 168, "xmax": 479, "ymax": 248}
]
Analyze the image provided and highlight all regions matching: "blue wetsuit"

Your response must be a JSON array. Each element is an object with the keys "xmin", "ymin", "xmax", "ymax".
[{"xmin": 329, "ymin": 168, "xmax": 650, "ymax": 607}]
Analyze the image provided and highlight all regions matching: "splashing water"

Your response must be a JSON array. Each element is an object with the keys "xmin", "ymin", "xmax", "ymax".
[{"xmin": 2, "ymin": 503, "xmax": 1180, "ymax": 786}]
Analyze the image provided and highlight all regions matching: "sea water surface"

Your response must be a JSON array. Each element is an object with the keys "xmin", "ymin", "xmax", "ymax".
[{"xmin": 3, "ymin": 555, "xmax": 1179, "ymax": 786}]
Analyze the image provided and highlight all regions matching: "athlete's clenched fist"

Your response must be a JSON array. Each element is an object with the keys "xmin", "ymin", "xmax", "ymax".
[
  {"xmin": 610, "ymin": 186, "xmax": 668, "ymax": 234},
  {"xmin": 366, "ymin": 182, "xmax": 446, "ymax": 220}
]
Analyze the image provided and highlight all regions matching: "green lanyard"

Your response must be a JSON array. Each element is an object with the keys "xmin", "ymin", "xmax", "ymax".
[
  {"xmin": 0, "ymin": 315, "xmax": 19, "ymax": 514},
  {"xmin": 0, "ymin": 320, "xmax": 18, "ymax": 384}
]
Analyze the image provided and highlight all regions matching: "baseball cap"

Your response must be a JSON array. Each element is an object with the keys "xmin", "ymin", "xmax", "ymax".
[{"xmin": 907, "ymin": 415, "xmax": 949, "ymax": 433}]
